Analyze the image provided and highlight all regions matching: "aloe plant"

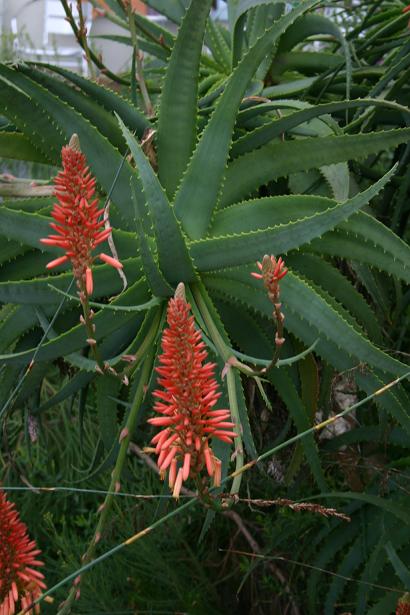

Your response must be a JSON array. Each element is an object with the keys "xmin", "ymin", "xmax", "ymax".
[{"xmin": 1, "ymin": 0, "xmax": 410, "ymax": 611}]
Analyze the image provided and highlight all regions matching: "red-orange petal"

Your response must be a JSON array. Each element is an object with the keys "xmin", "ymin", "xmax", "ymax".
[
  {"xmin": 98, "ymin": 253, "xmax": 123, "ymax": 269},
  {"xmin": 46, "ymin": 255, "xmax": 69, "ymax": 269}
]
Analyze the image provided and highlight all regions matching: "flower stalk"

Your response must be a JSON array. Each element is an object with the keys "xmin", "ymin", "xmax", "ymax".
[
  {"xmin": 56, "ymin": 331, "xmax": 158, "ymax": 615},
  {"xmin": 251, "ymin": 255, "xmax": 288, "ymax": 371}
]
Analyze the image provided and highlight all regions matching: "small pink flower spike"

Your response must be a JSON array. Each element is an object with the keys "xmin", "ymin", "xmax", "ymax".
[{"xmin": 251, "ymin": 254, "xmax": 288, "ymax": 298}]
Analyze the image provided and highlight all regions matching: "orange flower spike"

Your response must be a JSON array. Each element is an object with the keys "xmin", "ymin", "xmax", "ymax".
[
  {"xmin": 148, "ymin": 283, "xmax": 237, "ymax": 498},
  {"xmin": 40, "ymin": 134, "xmax": 122, "ymax": 296},
  {"xmin": 397, "ymin": 593, "xmax": 410, "ymax": 615},
  {"xmin": 0, "ymin": 490, "xmax": 46, "ymax": 614}
]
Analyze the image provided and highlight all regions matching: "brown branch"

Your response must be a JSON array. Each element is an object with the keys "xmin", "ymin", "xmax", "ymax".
[{"xmin": 238, "ymin": 498, "xmax": 351, "ymax": 522}]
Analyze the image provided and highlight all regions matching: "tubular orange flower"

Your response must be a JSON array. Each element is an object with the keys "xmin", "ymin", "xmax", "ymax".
[
  {"xmin": 0, "ymin": 490, "xmax": 46, "ymax": 615},
  {"xmin": 148, "ymin": 284, "xmax": 237, "ymax": 498},
  {"xmin": 40, "ymin": 134, "xmax": 122, "ymax": 296},
  {"xmin": 397, "ymin": 594, "xmax": 410, "ymax": 615}
]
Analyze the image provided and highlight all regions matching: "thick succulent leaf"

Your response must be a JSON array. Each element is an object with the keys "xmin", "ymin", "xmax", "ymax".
[
  {"xmin": 0, "ymin": 68, "xmax": 63, "ymax": 164},
  {"xmin": 1, "ymin": 197, "xmax": 54, "ymax": 213},
  {"xmin": 0, "ymin": 279, "xmax": 150, "ymax": 366},
  {"xmin": 173, "ymin": 0, "xmax": 320, "ymax": 239},
  {"xmin": 0, "ymin": 304, "xmax": 39, "ymax": 353},
  {"xmin": 0, "ymin": 64, "xmax": 136, "ymax": 225},
  {"xmin": 190, "ymin": 167, "xmax": 396, "ymax": 271},
  {"xmin": 269, "ymin": 367, "xmax": 327, "ymax": 490},
  {"xmin": 118, "ymin": 116, "xmax": 196, "ymax": 284},
  {"xmin": 0, "ymin": 258, "xmax": 141, "ymax": 305},
  {"xmin": 44, "ymin": 64, "xmax": 150, "ymax": 136},
  {"xmin": 309, "ymin": 228, "xmax": 410, "ymax": 284},
  {"xmin": 157, "ymin": 0, "xmax": 213, "ymax": 197},
  {"xmin": 143, "ymin": 0, "xmax": 189, "ymax": 23},
  {"xmin": 202, "ymin": 267, "xmax": 410, "ymax": 378},
  {"xmin": 206, "ymin": 18, "xmax": 232, "ymax": 73},
  {"xmin": 19, "ymin": 65, "xmax": 125, "ymax": 151},
  {"xmin": 131, "ymin": 182, "xmax": 174, "ymax": 297},
  {"xmin": 276, "ymin": 13, "xmax": 351, "ymax": 99},
  {"xmin": 208, "ymin": 189, "xmax": 410, "ymax": 282},
  {"xmin": 229, "ymin": 0, "xmax": 283, "ymax": 64},
  {"xmin": 231, "ymin": 98, "xmax": 410, "ymax": 157},
  {"xmin": 221, "ymin": 128, "xmax": 410, "ymax": 207},
  {"xmin": 0, "ymin": 132, "xmax": 49, "ymax": 163},
  {"xmin": 286, "ymin": 254, "xmax": 382, "ymax": 344}
]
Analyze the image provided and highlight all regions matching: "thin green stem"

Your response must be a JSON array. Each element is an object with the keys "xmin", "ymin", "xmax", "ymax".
[
  {"xmin": 60, "ymin": 0, "xmax": 130, "ymax": 85},
  {"xmin": 76, "ymin": 0, "xmax": 95, "ymax": 78},
  {"xmin": 226, "ymin": 368, "xmax": 244, "ymax": 495},
  {"xmin": 56, "ymin": 340, "xmax": 157, "ymax": 614},
  {"xmin": 80, "ymin": 293, "xmax": 105, "ymax": 373}
]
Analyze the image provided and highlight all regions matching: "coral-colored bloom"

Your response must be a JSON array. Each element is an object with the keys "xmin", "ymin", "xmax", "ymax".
[
  {"xmin": 397, "ymin": 593, "xmax": 410, "ymax": 615},
  {"xmin": 251, "ymin": 254, "xmax": 288, "ymax": 298},
  {"xmin": 0, "ymin": 490, "xmax": 46, "ymax": 614},
  {"xmin": 40, "ymin": 135, "xmax": 122, "ymax": 295},
  {"xmin": 403, "ymin": 5, "xmax": 410, "ymax": 13},
  {"xmin": 148, "ymin": 284, "xmax": 237, "ymax": 498}
]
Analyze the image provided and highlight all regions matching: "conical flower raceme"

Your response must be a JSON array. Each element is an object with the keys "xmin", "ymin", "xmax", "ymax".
[
  {"xmin": 251, "ymin": 254, "xmax": 288, "ymax": 301},
  {"xmin": 0, "ymin": 490, "xmax": 46, "ymax": 615},
  {"xmin": 148, "ymin": 284, "xmax": 237, "ymax": 498},
  {"xmin": 40, "ymin": 135, "xmax": 122, "ymax": 296},
  {"xmin": 397, "ymin": 594, "xmax": 410, "ymax": 615}
]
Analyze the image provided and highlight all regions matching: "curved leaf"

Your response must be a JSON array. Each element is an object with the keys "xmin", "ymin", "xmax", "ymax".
[
  {"xmin": 157, "ymin": 0, "xmax": 213, "ymax": 197},
  {"xmin": 221, "ymin": 128, "xmax": 410, "ymax": 207},
  {"xmin": 173, "ymin": 0, "xmax": 320, "ymax": 239}
]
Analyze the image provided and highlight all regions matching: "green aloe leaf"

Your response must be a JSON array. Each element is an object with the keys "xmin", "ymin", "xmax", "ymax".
[
  {"xmin": 157, "ymin": 0, "xmax": 213, "ymax": 197},
  {"xmin": 43, "ymin": 64, "xmax": 150, "ymax": 136},
  {"xmin": 117, "ymin": 115, "xmax": 196, "ymax": 285},
  {"xmin": 0, "ymin": 258, "xmax": 140, "ymax": 306},
  {"xmin": 0, "ymin": 279, "xmax": 150, "ymax": 366},
  {"xmin": 0, "ymin": 132, "xmax": 48, "ymax": 163},
  {"xmin": 286, "ymin": 254, "xmax": 382, "ymax": 344},
  {"xmin": 173, "ymin": 0, "xmax": 320, "ymax": 239},
  {"xmin": 202, "ymin": 267, "xmax": 410, "ymax": 378},
  {"xmin": 221, "ymin": 128, "xmax": 410, "ymax": 207},
  {"xmin": 0, "ymin": 64, "xmax": 136, "ymax": 224},
  {"xmin": 190, "ymin": 166, "xmax": 396, "ymax": 271},
  {"xmin": 276, "ymin": 13, "xmax": 351, "ymax": 99},
  {"xmin": 269, "ymin": 367, "xmax": 327, "ymax": 490},
  {"xmin": 231, "ymin": 98, "xmax": 410, "ymax": 158}
]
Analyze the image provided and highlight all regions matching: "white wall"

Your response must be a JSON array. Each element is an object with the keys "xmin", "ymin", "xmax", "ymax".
[{"xmin": 3, "ymin": 0, "xmax": 45, "ymax": 47}]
